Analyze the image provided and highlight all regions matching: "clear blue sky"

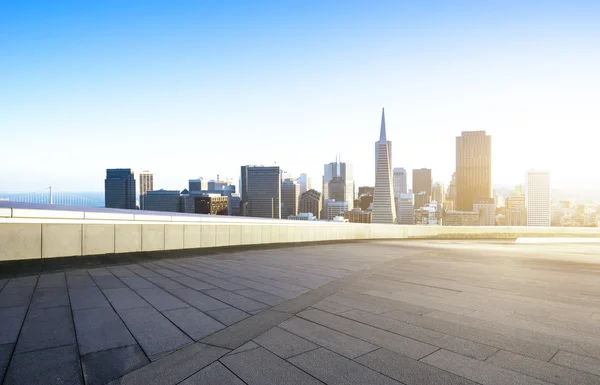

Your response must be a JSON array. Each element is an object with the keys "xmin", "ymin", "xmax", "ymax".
[{"xmin": 2, "ymin": 1, "xmax": 599, "ymax": 193}]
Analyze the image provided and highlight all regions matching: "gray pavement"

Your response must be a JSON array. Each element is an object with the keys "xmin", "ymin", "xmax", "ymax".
[{"xmin": 1, "ymin": 240, "xmax": 600, "ymax": 384}]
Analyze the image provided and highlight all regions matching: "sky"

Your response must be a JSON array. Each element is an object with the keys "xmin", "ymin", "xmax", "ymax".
[{"xmin": 1, "ymin": 1, "xmax": 600, "ymax": 194}]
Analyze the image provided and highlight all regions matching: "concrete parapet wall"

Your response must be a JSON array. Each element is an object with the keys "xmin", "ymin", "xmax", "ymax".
[{"xmin": 1, "ymin": 207, "xmax": 600, "ymax": 261}]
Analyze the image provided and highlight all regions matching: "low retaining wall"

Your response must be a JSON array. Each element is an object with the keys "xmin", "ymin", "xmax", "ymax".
[{"xmin": 1, "ymin": 207, "xmax": 600, "ymax": 261}]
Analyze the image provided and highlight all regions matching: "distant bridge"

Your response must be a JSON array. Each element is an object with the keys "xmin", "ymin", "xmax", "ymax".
[{"xmin": 1, "ymin": 187, "xmax": 103, "ymax": 207}]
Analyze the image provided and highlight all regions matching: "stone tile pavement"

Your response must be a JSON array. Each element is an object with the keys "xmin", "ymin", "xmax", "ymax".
[{"xmin": 1, "ymin": 240, "xmax": 600, "ymax": 384}]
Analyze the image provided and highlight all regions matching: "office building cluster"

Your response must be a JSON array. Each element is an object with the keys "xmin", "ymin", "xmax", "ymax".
[{"xmin": 103, "ymin": 108, "xmax": 593, "ymax": 227}]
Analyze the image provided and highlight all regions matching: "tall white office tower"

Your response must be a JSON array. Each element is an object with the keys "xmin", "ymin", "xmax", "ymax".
[
  {"xmin": 393, "ymin": 168, "xmax": 408, "ymax": 197},
  {"xmin": 297, "ymin": 173, "xmax": 312, "ymax": 196},
  {"xmin": 372, "ymin": 108, "xmax": 397, "ymax": 224},
  {"xmin": 526, "ymin": 170, "xmax": 551, "ymax": 227}
]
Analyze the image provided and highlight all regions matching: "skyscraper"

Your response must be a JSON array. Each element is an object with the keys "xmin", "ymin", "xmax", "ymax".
[
  {"xmin": 240, "ymin": 166, "xmax": 281, "ymax": 218},
  {"xmin": 432, "ymin": 182, "xmax": 445, "ymax": 204},
  {"xmin": 139, "ymin": 170, "xmax": 153, "ymax": 210},
  {"xmin": 397, "ymin": 193, "xmax": 415, "ymax": 225},
  {"xmin": 297, "ymin": 173, "xmax": 312, "ymax": 195},
  {"xmin": 526, "ymin": 170, "xmax": 551, "ymax": 227},
  {"xmin": 322, "ymin": 157, "xmax": 354, "ymax": 211},
  {"xmin": 412, "ymin": 168, "xmax": 432, "ymax": 206},
  {"xmin": 105, "ymin": 169, "xmax": 136, "ymax": 209},
  {"xmin": 299, "ymin": 189, "xmax": 321, "ymax": 219},
  {"xmin": 455, "ymin": 131, "xmax": 492, "ymax": 211},
  {"xmin": 281, "ymin": 178, "xmax": 300, "ymax": 219},
  {"xmin": 393, "ymin": 168, "xmax": 408, "ymax": 197},
  {"xmin": 372, "ymin": 108, "xmax": 396, "ymax": 224}
]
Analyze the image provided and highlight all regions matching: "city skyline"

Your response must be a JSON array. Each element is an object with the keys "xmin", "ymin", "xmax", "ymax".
[{"xmin": 2, "ymin": 2, "xmax": 600, "ymax": 193}]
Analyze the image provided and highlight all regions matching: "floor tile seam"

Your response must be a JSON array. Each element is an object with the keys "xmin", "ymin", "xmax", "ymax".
[
  {"xmin": 0, "ymin": 274, "xmax": 39, "ymax": 385},
  {"xmin": 203, "ymin": 259, "xmax": 325, "ymax": 286},
  {"xmin": 199, "ymin": 288, "xmax": 272, "ymax": 312},
  {"xmin": 291, "ymin": 312, "xmax": 440, "ymax": 359},
  {"xmin": 172, "ymin": 260, "xmax": 237, "ymax": 279},
  {"xmin": 9, "ymin": 342, "xmax": 78, "ymax": 356},
  {"xmin": 286, "ymin": 345, "xmax": 406, "ymax": 385},
  {"xmin": 547, "ymin": 348, "xmax": 600, "ymax": 373},
  {"xmin": 164, "ymin": 287, "xmax": 232, "ymax": 316},
  {"xmin": 219, "ymin": 347, "xmax": 327, "ymax": 385},
  {"xmin": 367, "ymin": 275, "xmax": 464, "ymax": 294},
  {"xmin": 64, "ymin": 272, "xmax": 86, "ymax": 384},
  {"xmin": 206, "ymin": 359, "xmax": 250, "ymax": 385},
  {"xmin": 88, "ymin": 268, "xmax": 153, "ymax": 364},
  {"xmin": 157, "ymin": 261, "xmax": 233, "ymax": 285},
  {"xmin": 322, "ymin": 306, "xmax": 512, "ymax": 359},
  {"xmin": 230, "ymin": 286, "xmax": 287, "ymax": 303},
  {"xmin": 222, "ymin": 275, "xmax": 306, "ymax": 297},
  {"xmin": 106, "ymin": 268, "xmax": 203, "ymax": 348}
]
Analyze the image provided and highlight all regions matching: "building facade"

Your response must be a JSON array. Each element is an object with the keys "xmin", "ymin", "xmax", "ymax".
[
  {"xmin": 143, "ymin": 190, "xmax": 181, "ymax": 212},
  {"xmin": 105, "ymin": 168, "xmax": 136, "ymax": 209},
  {"xmin": 188, "ymin": 178, "xmax": 208, "ymax": 192},
  {"xmin": 473, "ymin": 198, "xmax": 496, "ymax": 226},
  {"xmin": 397, "ymin": 193, "xmax": 415, "ymax": 225},
  {"xmin": 526, "ymin": 170, "xmax": 551, "ymax": 227},
  {"xmin": 297, "ymin": 173, "xmax": 312, "ymax": 196},
  {"xmin": 443, "ymin": 211, "xmax": 480, "ymax": 226},
  {"xmin": 323, "ymin": 200, "xmax": 349, "ymax": 220},
  {"xmin": 195, "ymin": 194, "xmax": 229, "ymax": 215},
  {"xmin": 455, "ymin": 131, "xmax": 492, "ymax": 211},
  {"xmin": 322, "ymin": 158, "xmax": 355, "ymax": 211},
  {"xmin": 506, "ymin": 195, "xmax": 526, "ymax": 226},
  {"xmin": 372, "ymin": 108, "xmax": 397, "ymax": 223},
  {"xmin": 241, "ymin": 166, "xmax": 281, "ymax": 219},
  {"xmin": 139, "ymin": 170, "xmax": 153, "ymax": 210},
  {"xmin": 432, "ymin": 182, "xmax": 445, "ymax": 205},
  {"xmin": 344, "ymin": 208, "xmax": 372, "ymax": 223},
  {"xmin": 393, "ymin": 168, "xmax": 408, "ymax": 197},
  {"xmin": 412, "ymin": 168, "xmax": 432, "ymax": 206},
  {"xmin": 299, "ymin": 189, "xmax": 322, "ymax": 219},
  {"xmin": 281, "ymin": 178, "xmax": 300, "ymax": 219}
]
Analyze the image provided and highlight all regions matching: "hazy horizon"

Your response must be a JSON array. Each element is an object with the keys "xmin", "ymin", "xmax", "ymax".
[{"xmin": 2, "ymin": 1, "xmax": 599, "ymax": 192}]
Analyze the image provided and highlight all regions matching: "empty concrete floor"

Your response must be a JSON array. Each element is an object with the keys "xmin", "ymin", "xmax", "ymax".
[{"xmin": 1, "ymin": 240, "xmax": 600, "ymax": 385}]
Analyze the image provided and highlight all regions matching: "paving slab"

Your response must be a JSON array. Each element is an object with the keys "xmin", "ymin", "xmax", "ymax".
[
  {"xmin": 226, "ymin": 341, "xmax": 260, "ymax": 356},
  {"xmin": 278, "ymin": 316, "xmax": 379, "ymax": 359},
  {"xmin": 289, "ymin": 347, "xmax": 401, "ymax": 385},
  {"xmin": 234, "ymin": 288, "xmax": 286, "ymax": 306},
  {"xmin": 421, "ymin": 349, "xmax": 551, "ymax": 385},
  {"xmin": 146, "ymin": 276, "xmax": 187, "ymax": 290},
  {"xmin": 30, "ymin": 286, "xmax": 69, "ymax": 309},
  {"xmin": 550, "ymin": 350, "xmax": 600, "ymax": 376},
  {"xmin": 90, "ymin": 274, "xmax": 127, "ymax": 290},
  {"xmin": 135, "ymin": 288, "xmax": 190, "ymax": 312},
  {"xmin": 82, "ymin": 345, "xmax": 149, "ymax": 385},
  {"xmin": 169, "ymin": 288, "xmax": 230, "ymax": 312},
  {"xmin": 220, "ymin": 346, "xmax": 322, "ymax": 385},
  {"xmin": 298, "ymin": 308, "xmax": 439, "ymax": 360},
  {"xmin": 107, "ymin": 343, "xmax": 229, "ymax": 385},
  {"xmin": 104, "ymin": 287, "xmax": 151, "ymax": 311},
  {"xmin": 0, "ymin": 286, "xmax": 35, "ymax": 308},
  {"xmin": 202, "ymin": 288, "xmax": 270, "ymax": 313},
  {"xmin": 170, "ymin": 275, "xmax": 215, "ymax": 291},
  {"xmin": 0, "ymin": 306, "xmax": 27, "ymax": 344},
  {"xmin": 179, "ymin": 361, "xmax": 245, "ymax": 385},
  {"xmin": 73, "ymin": 306, "xmax": 137, "ymax": 355},
  {"xmin": 36, "ymin": 273, "xmax": 66, "ymax": 288},
  {"xmin": 15, "ymin": 306, "xmax": 76, "ymax": 353},
  {"xmin": 0, "ymin": 343, "xmax": 13, "ymax": 382},
  {"xmin": 357, "ymin": 348, "xmax": 478, "ymax": 385},
  {"xmin": 487, "ymin": 349, "xmax": 600, "ymax": 385},
  {"xmin": 338, "ymin": 309, "xmax": 498, "ymax": 360},
  {"xmin": 4, "ymin": 344, "xmax": 82, "ymax": 385},
  {"xmin": 119, "ymin": 275, "xmax": 157, "ymax": 290},
  {"xmin": 66, "ymin": 272, "xmax": 97, "ymax": 289},
  {"xmin": 254, "ymin": 326, "xmax": 318, "ymax": 359},
  {"xmin": 68, "ymin": 286, "xmax": 111, "ymax": 310},
  {"xmin": 118, "ymin": 306, "xmax": 192, "ymax": 360},
  {"xmin": 163, "ymin": 306, "xmax": 225, "ymax": 340},
  {"xmin": 5, "ymin": 276, "xmax": 38, "ymax": 288},
  {"xmin": 311, "ymin": 299, "xmax": 354, "ymax": 314}
]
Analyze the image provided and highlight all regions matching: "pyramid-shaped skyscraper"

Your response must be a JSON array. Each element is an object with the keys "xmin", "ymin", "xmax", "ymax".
[{"xmin": 372, "ymin": 108, "xmax": 397, "ymax": 224}]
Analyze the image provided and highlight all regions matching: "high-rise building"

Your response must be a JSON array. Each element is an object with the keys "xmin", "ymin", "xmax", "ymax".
[
  {"xmin": 358, "ymin": 186, "xmax": 374, "ymax": 196},
  {"xmin": 322, "ymin": 157, "xmax": 354, "ymax": 211},
  {"xmin": 189, "ymin": 178, "xmax": 208, "ymax": 192},
  {"xmin": 143, "ymin": 189, "xmax": 181, "ymax": 212},
  {"xmin": 455, "ymin": 131, "xmax": 492, "ymax": 211},
  {"xmin": 432, "ymin": 182, "xmax": 445, "ymax": 205},
  {"xmin": 412, "ymin": 168, "xmax": 432, "ymax": 206},
  {"xmin": 299, "ymin": 189, "xmax": 321, "ymax": 219},
  {"xmin": 393, "ymin": 168, "xmax": 408, "ymax": 197},
  {"xmin": 397, "ymin": 193, "xmax": 414, "ymax": 225},
  {"xmin": 281, "ymin": 178, "xmax": 300, "ymax": 219},
  {"xmin": 240, "ymin": 166, "xmax": 281, "ymax": 219},
  {"xmin": 473, "ymin": 198, "xmax": 496, "ymax": 226},
  {"xmin": 139, "ymin": 170, "xmax": 153, "ymax": 210},
  {"xmin": 344, "ymin": 209, "xmax": 372, "ymax": 223},
  {"xmin": 328, "ymin": 177, "xmax": 346, "ymax": 202},
  {"xmin": 105, "ymin": 169, "xmax": 136, "ymax": 209},
  {"xmin": 195, "ymin": 194, "xmax": 229, "ymax": 215},
  {"xmin": 526, "ymin": 170, "xmax": 551, "ymax": 227},
  {"xmin": 414, "ymin": 191, "xmax": 429, "ymax": 210},
  {"xmin": 506, "ymin": 195, "xmax": 526, "ymax": 226},
  {"xmin": 228, "ymin": 193, "xmax": 241, "ymax": 216},
  {"xmin": 297, "ymin": 173, "xmax": 312, "ymax": 196},
  {"xmin": 323, "ymin": 199, "xmax": 348, "ymax": 220},
  {"xmin": 372, "ymin": 108, "xmax": 396, "ymax": 224}
]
